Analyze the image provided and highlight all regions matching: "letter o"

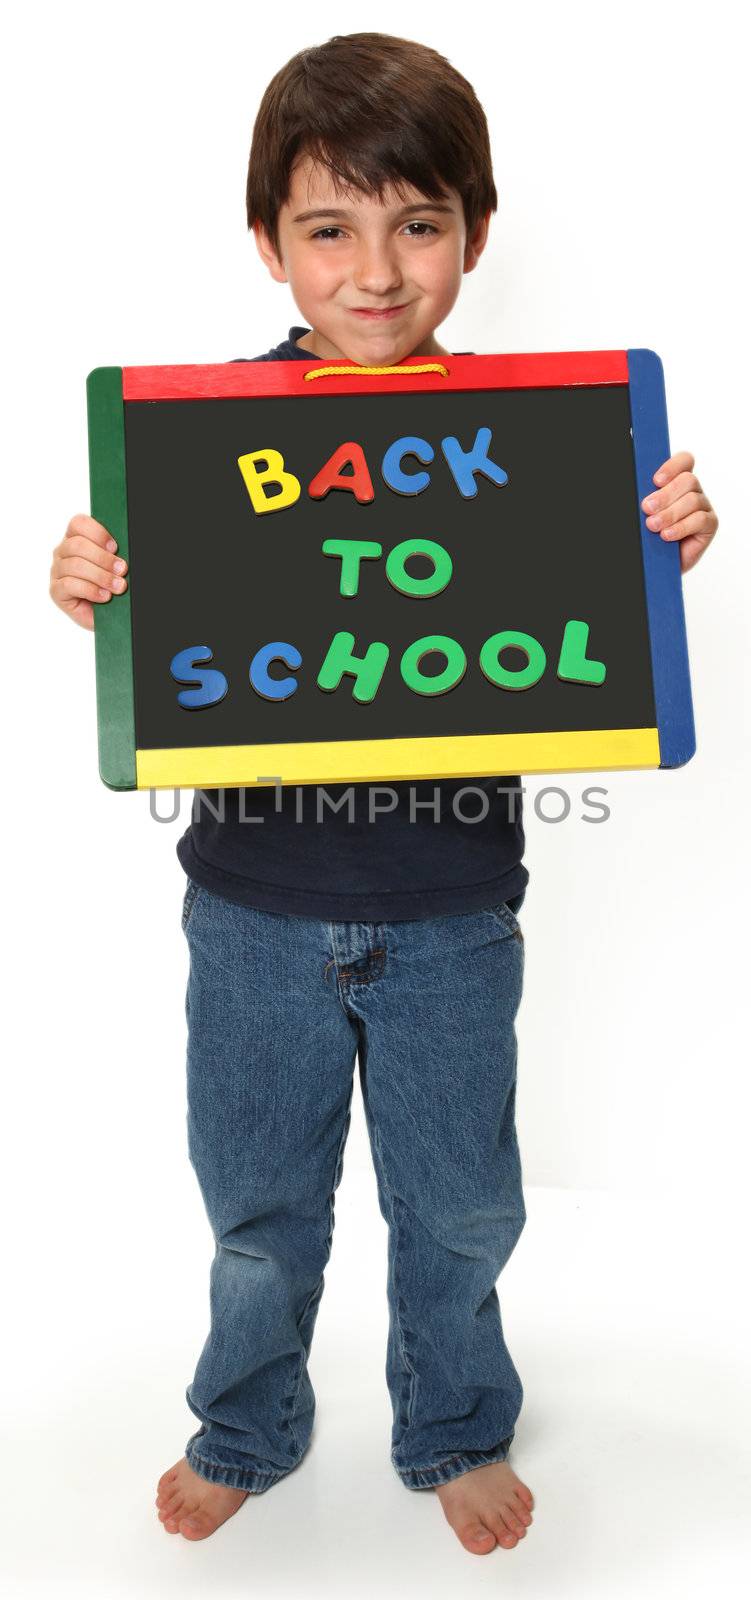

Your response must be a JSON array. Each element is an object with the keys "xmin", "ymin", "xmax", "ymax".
[
  {"xmin": 385, "ymin": 538, "xmax": 453, "ymax": 598},
  {"xmin": 480, "ymin": 630, "xmax": 546, "ymax": 690},
  {"xmin": 400, "ymin": 635, "xmax": 466, "ymax": 696}
]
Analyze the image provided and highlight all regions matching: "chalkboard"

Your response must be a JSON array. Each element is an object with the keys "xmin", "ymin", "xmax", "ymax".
[{"xmin": 86, "ymin": 349, "xmax": 695, "ymax": 790}]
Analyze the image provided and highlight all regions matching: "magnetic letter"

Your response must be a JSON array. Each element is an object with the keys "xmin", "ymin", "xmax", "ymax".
[
  {"xmin": 479, "ymin": 631, "xmax": 546, "ymax": 690},
  {"xmin": 237, "ymin": 448, "xmax": 301, "ymax": 514},
  {"xmin": 381, "ymin": 436, "xmax": 434, "ymax": 495},
  {"xmin": 249, "ymin": 642, "xmax": 302, "ymax": 701},
  {"xmin": 170, "ymin": 646, "xmax": 228, "ymax": 710},
  {"xmin": 317, "ymin": 632, "xmax": 389, "ymax": 704},
  {"xmin": 400, "ymin": 635, "xmax": 466, "ymax": 696},
  {"xmin": 385, "ymin": 538, "xmax": 453, "ymax": 598},
  {"xmin": 321, "ymin": 539, "xmax": 383, "ymax": 596},
  {"xmin": 308, "ymin": 442, "xmax": 375, "ymax": 503},
  {"xmin": 557, "ymin": 620, "xmax": 606, "ymax": 685},
  {"xmin": 440, "ymin": 427, "xmax": 508, "ymax": 498}
]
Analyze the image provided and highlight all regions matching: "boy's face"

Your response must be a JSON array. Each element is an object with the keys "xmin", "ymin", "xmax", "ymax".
[{"xmin": 253, "ymin": 151, "xmax": 489, "ymax": 364}]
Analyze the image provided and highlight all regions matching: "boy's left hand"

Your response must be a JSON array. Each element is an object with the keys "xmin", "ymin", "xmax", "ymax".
[{"xmin": 641, "ymin": 452, "xmax": 719, "ymax": 574}]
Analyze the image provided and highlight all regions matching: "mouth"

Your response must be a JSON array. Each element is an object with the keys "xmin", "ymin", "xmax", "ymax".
[{"xmin": 348, "ymin": 304, "xmax": 409, "ymax": 321}]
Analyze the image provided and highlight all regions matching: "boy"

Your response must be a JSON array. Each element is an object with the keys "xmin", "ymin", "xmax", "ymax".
[{"xmin": 49, "ymin": 32, "xmax": 718, "ymax": 1556}]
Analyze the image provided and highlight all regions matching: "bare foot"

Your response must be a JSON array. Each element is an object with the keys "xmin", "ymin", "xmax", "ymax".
[
  {"xmin": 435, "ymin": 1459, "xmax": 534, "ymax": 1555},
  {"xmin": 155, "ymin": 1456, "xmax": 250, "ymax": 1540}
]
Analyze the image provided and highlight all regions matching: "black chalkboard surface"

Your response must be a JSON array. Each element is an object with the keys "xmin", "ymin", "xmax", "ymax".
[{"xmin": 86, "ymin": 349, "xmax": 695, "ymax": 790}]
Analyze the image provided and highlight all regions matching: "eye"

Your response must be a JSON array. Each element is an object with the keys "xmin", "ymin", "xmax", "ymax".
[{"xmin": 310, "ymin": 221, "xmax": 439, "ymax": 242}]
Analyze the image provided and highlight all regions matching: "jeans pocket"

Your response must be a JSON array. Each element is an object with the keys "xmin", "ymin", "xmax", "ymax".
[
  {"xmin": 488, "ymin": 900, "xmax": 524, "ymax": 943},
  {"xmin": 181, "ymin": 877, "xmax": 202, "ymax": 932}
]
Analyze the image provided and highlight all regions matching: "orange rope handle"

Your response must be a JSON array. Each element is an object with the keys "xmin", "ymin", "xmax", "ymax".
[{"xmin": 303, "ymin": 362, "xmax": 449, "ymax": 381}]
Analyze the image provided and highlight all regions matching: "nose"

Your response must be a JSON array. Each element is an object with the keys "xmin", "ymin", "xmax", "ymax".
[{"xmin": 352, "ymin": 236, "xmax": 403, "ymax": 297}]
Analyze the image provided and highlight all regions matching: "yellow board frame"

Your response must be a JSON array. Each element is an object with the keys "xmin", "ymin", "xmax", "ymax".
[{"xmin": 136, "ymin": 727, "xmax": 660, "ymax": 790}]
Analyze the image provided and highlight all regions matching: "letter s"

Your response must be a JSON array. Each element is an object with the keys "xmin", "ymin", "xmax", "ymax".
[{"xmin": 170, "ymin": 646, "xmax": 228, "ymax": 709}]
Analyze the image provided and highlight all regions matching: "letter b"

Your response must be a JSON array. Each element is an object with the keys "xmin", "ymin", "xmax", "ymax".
[{"xmin": 237, "ymin": 448, "xmax": 301, "ymax": 514}]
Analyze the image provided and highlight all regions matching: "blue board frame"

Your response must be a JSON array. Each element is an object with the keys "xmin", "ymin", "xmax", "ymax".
[{"xmin": 628, "ymin": 347, "xmax": 696, "ymax": 767}]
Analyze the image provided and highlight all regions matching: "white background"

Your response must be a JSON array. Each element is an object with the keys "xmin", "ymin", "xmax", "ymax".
[{"xmin": 3, "ymin": 0, "xmax": 749, "ymax": 1594}]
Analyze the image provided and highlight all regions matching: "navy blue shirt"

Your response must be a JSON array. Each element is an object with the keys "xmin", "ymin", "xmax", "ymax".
[{"xmin": 176, "ymin": 327, "xmax": 528, "ymax": 920}]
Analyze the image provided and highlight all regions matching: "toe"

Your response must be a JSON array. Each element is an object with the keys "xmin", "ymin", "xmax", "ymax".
[
  {"xmin": 158, "ymin": 1495, "xmax": 184, "ymax": 1521},
  {"xmin": 513, "ymin": 1489, "xmax": 533, "ymax": 1522},
  {"xmin": 496, "ymin": 1526, "xmax": 519, "ymax": 1548},
  {"xmin": 179, "ymin": 1510, "xmax": 218, "ymax": 1541},
  {"xmin": 501, "ymin": 1503, "xmax": 527, "ymax": 1537},
  {"xmin": 457, "ymin": 1521, "xmax": 497, "ymax": 1553}
]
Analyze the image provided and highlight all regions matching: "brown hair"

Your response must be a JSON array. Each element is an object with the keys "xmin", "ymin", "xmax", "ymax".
[{"xmin": 246, "ymin": 32, "xmax": 497, "ymax": 258}]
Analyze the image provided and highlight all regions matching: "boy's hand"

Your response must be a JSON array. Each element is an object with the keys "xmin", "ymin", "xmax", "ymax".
[
  {"xmin": 50, "ymin": 514, "xmax": 129, "ymax": 631},
  {"xmin": 641, "ymin": 452, "xmax": 718, "ymax": 574}
]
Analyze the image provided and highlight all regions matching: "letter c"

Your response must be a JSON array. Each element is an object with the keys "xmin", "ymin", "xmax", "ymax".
[
  {"xmin": 381, "ymin": 436, "xmax": 434, "ymax": 495},
  {"xmin": 249, "ymin": 642, "xmax": 301, "ymax": 701}
]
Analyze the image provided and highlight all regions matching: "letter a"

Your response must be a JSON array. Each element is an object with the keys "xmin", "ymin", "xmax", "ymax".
[
  {"xmin": 308, "ymin": 442, "xmax": 375, "ymax": 503},
  {"xmin": 237, "ymin": 448, "xmax": 301, "ymax": 514}
]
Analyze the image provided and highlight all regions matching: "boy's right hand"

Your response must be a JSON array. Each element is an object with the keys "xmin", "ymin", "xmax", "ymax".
[{"xmin": 50, "ymin": 514, "xmax": 129, "ymax": 631}]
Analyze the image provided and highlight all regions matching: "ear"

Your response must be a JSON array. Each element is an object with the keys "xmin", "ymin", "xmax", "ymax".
[
  {"xmin": 253, "ymin": 221, "xmax": 288, "ymax": 285},
  {"xmin": 464, "ymin": 211, "xmax": 491, "ymax": 274}
]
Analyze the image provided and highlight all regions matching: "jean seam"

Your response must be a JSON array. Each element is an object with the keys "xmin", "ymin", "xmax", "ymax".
[
  {"xmin": 187, "ymin": 1445, "xmax": 278, "ymax": 1480},
  {"xmin": 400, "ymin": 1445, "xmax": 508, "ymax": 1473},
  {"xmin": 181, "ymin": 878, "xmax": 201, "ymax": 932},
  {"xmin": 286, "ymin": 1084, "xmax": 354, "ymax": 1451},
  {"xmin": 184, "ymin": 1442, "xmax": 292, "ymax": 1494},
  {"xmin": 372, "ymin": 1122, "xmax": 417, "ymax": 1433},
  {"xmin": 286, "ymin": 1279, "xmax": 323, "ymax": 1456},
  {"xmin": 395, "ymin": 1441, "xmax": 514, "ymax": 1487}
]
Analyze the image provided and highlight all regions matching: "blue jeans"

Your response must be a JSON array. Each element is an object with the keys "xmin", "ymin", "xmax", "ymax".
[{"xmin": 180, "ymin": 878, "xmax": 527, "ymax": 1494}]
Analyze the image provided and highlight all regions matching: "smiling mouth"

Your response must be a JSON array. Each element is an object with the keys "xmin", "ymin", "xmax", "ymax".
[{"xmin": 349, "ymin": 304, "xmax": 408, "ymax": 318}]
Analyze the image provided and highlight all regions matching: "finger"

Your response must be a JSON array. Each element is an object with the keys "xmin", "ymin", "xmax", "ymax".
[
  {"xmin": 56, "ymin": 532, "xmax": 128, "ymax": 575},
  {"xmin": 65, "ymin": 512, "xmax": 120, "ymax": 553},
  {"xmin": 679, "ymin": 533, "xmax": 714, "ymax": 574},
  {"xmin": 644, "ymin": 489, "xmax": 711, "ymax": 529},
  {"xmin": 50, "ymin": 573, "xmax": 115, "ymax": 606},
  {"xmin": 659, "ymin": 508, "xmax": 718, "ymax": 541},
  {"xmin": 642, "ymin": 470, "xmax": 701, "ymax": 515},
  {"xmin": 55, "ymin": 553, "xmax": 128, "ymax": 592},
  {"xmin": 652, "ymin": 451, "xmax": 695, "ymax": 487}
]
